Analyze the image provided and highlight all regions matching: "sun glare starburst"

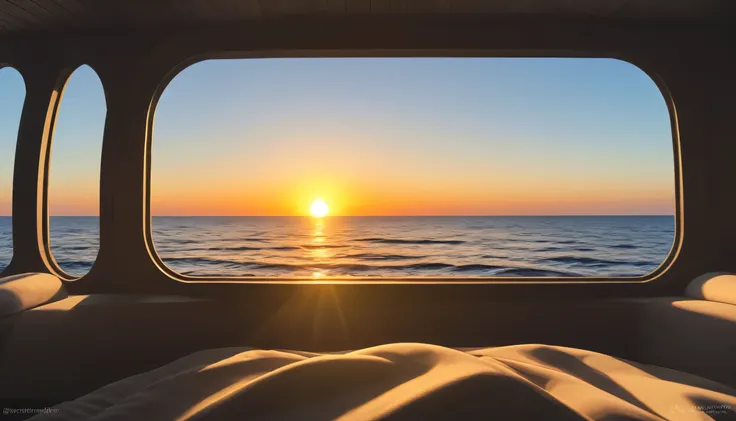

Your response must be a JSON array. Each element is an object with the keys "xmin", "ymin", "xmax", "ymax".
[{"xmin": 310, "ymin": 199, "xmax": 329, "ymax": 218}]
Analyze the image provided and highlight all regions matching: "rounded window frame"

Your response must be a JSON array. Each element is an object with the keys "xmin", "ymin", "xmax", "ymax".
[
  {"xmin": 42, "ymin": 64, "xmax": 107, "ymax": 281},
  {"xmin": 143, "ymin": 51, "xmax": 683, "ymax": 285},
  {"xmin": 0, "ymin": 64, "xmax": 27, "ymax": 277}
]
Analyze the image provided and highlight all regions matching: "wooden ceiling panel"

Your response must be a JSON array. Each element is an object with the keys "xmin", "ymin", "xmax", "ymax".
[{"xmin": 0, "ymin": 0, "xmax": 732, "ymax": 35}]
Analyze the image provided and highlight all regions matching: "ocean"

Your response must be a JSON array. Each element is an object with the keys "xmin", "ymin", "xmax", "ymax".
[{"xmin": 0, "ymin": 216, "xmax": 675, "ymax": 278}]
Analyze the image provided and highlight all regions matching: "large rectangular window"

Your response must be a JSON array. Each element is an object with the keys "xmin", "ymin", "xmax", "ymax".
[{"xmin": 150, "ymin": 58, "xmax": 676, "ymax": 279}]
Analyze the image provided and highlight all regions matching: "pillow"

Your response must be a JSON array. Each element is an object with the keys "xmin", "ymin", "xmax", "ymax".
[
  {"xmin": 686, "ymin": 272, "xmax": 736, "ymax": 306},
  {"xmin": 0, "ymin": 273, "xmax": 66, "ymax": 317}
]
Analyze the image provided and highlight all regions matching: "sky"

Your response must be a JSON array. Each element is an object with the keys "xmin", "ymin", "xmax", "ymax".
[
  {"xmin": 0, "ymin": 65, "xmax": 105, "ymax": 216},
  {"xmin": 0, "ymin": 58, "xmax": 674, "ymax": 216}
]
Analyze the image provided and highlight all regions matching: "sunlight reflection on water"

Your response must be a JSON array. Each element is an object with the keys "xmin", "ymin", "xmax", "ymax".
[{"xmin": 0, "ymin": 216, "xmax": 675, "ymax": 278}]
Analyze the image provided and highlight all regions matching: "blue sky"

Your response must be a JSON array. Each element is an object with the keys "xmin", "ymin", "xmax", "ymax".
[{"xmin": 1, "ymin": 58, "xmax": 674, "ymax": 216}]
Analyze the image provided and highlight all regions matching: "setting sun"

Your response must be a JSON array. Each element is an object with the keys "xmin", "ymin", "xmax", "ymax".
[{"xmin": 310, "ymin": 199, "xmax": 329, "ymax": 218}]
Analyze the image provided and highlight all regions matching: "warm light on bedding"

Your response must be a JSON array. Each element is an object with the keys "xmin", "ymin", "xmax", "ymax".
[{"xmin": 32, "ymin": 343, "xmax": 736, "ymax": 420}]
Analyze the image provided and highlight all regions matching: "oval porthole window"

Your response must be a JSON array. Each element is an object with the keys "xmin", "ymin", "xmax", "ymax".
[
  {"xmin": 47, "ymin": 65, "xmax": 106, "ymax": 278},
  {"xmin": 0, "ymin": 66, "xmax": 25, "ymax": 274}
]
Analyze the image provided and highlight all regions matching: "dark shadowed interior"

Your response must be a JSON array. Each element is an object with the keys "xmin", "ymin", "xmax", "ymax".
[{"xmin": 1, "ymin": 1, "xmax": 735, "ymax": 420}]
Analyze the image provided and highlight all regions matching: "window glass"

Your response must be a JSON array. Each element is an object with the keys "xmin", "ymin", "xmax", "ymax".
[
  {"xmin": 151, "ymin": 58, "xmax": 675, "ymax": 279},
  {"xmin": 48, "ymin": 65, "xmax": 106, "ymax": 277},
  {"xmin": 0, "ymin": 67, "xmax": 25, "ymax": 273}
]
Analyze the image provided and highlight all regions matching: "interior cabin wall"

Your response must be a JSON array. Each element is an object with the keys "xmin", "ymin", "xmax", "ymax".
[
  {"xmin": 0, "ymin": 18, "xmax": 734, "ymax": 300},
  {"xmin": 1, "ymin": 17, "xmax": 736, "ymax": 410},
  {"xmin": 1, "ymin": 294, "xmax": 734, "ymax": 407}
]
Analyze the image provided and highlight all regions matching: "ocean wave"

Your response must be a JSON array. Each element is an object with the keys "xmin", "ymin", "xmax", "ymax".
[
  {"xmin": 46, "ymin": 254, "xmax": 636, "ymax": 278},
  {"xmin": 540, "ymin": 256, "xmax": 651, "ymax": 267},
  {"xmin": 182, "ymin": 271, "xmax": 256, "ymax": 277},
  {"xmin": 406, "ymin": 263, "xmax": 454, "ymax": 270},
  {"xmin": 527, "ymin": 239, "xmax": 578, "ymax": 244},
  {"xmin": 165, "ymin": 257, "xmax": 245, "ymax": 266},
  {"xmin": 610, "ymin": 244, "xmax": 637, "ymax": 249},
  {"xmin": 354, "ymin": 238, "xmax": 466, "ymax": 245},
  {"xmin": 208, "ymin": 246, "xmax": 262, "ymax": 251},
  {"xmin": 161, "ymin": 258, "xmax": 535, "ymax": 275},
  {"xmin": 537, "ymin": 246, "xmax": 564, "ymax": 252},
  {"xmin": 538, "ymin": 246, "xmax": 596, "ymax": 252},
  {"xmin": 301, "ymin": 244, "xmax": 348, "ymax": 249},
  {"xmin": 62, "ymin": 245, "xmax": 94, "ymax": 251},
  {"xmin": 153, "ymin": 238, "xmax": 200, "ymax": 244},
  {"xmin": 495, "ymin": 268, "xmax": 582, "ymax": 277},
  {"xmin": 215, "ymin": 237, "xmax": 270, "ymax": 243},
  {"xmin": 164, "ymin": 257, "xmax": 611, "ymax": 276},
  {"xmin": 56, "ymin": 261, "xmax": 94, "ymax": 271},
  {"xmin": 339, "ymin": 253, "xmax": 418, "ymax": 261},
  {"xmin": 541, "ymin": 256, "xmax": 621, "ymax": 266},
  {"xmin": 248, "ymin": 261, "xmax": 455, "ymax": 272},
  {"xmin": 243, "ymin": 263, "xmax": 296, "ymax": 271},
  {"xmin": 46, "ymin": 250, "xmax": 656, "ymax": 279},
  {"xmin": 451, "ymin": 264, "xmax": 506, "ymax": 272},
  {"xmin": 204, "ymin": 245, "xmax": 302, "ymax": 252}
]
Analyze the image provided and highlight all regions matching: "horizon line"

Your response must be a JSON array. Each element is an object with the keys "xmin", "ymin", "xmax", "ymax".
[{"xmin": 2, "ymin": 214, "xmax": 677, "ymax": 218}]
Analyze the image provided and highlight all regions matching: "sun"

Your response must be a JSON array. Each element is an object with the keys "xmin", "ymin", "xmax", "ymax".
[{"xmin": 310, "ymin": 199, "xmax": 329, "ymax": 218}]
